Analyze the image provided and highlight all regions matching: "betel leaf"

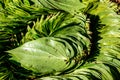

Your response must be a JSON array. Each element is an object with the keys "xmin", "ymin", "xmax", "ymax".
[
  {"xmin": 8, "ymin": 37, "xmax": 83, "ymax": 74},
  {"xmin": 38, "ymin": 0, "xmax": 86, "ymax": 15}
]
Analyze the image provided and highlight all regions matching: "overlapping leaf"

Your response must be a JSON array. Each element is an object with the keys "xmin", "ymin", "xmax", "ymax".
[{"xmin": 8, "ymin": 13, "xmax": 90, "ymax": 75}]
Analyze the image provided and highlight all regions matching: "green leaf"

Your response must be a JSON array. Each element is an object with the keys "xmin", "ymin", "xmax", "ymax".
[
  {"xmin": 7, "ymin": 37, "xmax": 80, "ymax": 74},
  {"xmin": 38, "ymin": 0, "xmax": 86, "ymax": 15}
]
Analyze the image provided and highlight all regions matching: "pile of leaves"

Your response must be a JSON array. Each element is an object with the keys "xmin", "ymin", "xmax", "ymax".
[{"xmin": 0, "ymin": 0, "xmax": 120, "ymax": 80}]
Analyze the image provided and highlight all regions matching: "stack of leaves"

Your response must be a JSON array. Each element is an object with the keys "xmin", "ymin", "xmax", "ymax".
[{"xmin": 0, "ymin": 0, "xmax": 120, "ymax": 80}]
